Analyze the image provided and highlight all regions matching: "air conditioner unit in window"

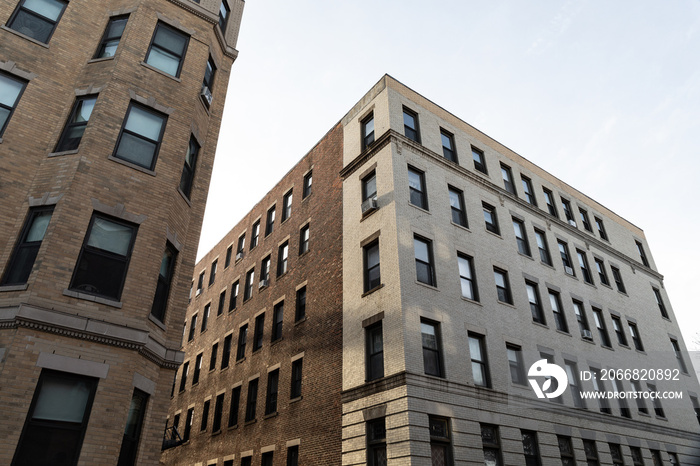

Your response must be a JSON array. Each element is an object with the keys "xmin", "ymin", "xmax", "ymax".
[
  {"xmin": 568, "ymin": 219, "xmax": 577, "ymax": 227},
  {"xmin": 581, "ymin": 329, "xmax": 593, "ymax": 340},
  {"xmin": 235, "ymin": 252, "xmax": 244, "ymax": 261},
  {"xmin": 200, "ymin": 87, "xmax": 213, "ymax": 107},
  {"xmin": 258, "ymin": 279, "xmax": 269, "ymax": 289},
  {"xmin": 564, "ymin": 266, "xmax": 574, "ymax": 275},
  {"xmin": 361, "ymin": 197, "xmax": 378, "ymax": 214}
]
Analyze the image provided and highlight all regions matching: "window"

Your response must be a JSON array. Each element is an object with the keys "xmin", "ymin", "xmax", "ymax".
[
  {"xmin": 441, "ymin": 129, "xmax": 457, "ymax": 162},
  {"xmin": 212, "ymin": 393, "xmax": 224, "ymax": 432},
  {"xmin": 671, "ymin": 339, "xmax": 688, "ymax": 373},
  {"xmin": 117, "ymin": 389, "xmax": 148, "ymax": 466},
  {"xmin": 542, "ymin": 188, "xmax": 558, "ymax": 217},
  {"xmin": 457, "ymin": 254, "xmax": 478, "ymax": 301},
  {"xmin": 182, "ymin": 407, "xmax": 193, "ymax": 441},
  {"xmin": 630, "ymin": 380, "xmax": 647, "ymax": 414},
  {"xmin": 652, "ymin": 287, "xmax": 668, "ymax": 318},
  {"xmin": 277, "ymin": 241, "xmax": 289, "ymax": 277},
  {"xmin": 361, "ymin": 113, "xmax": 375, "ymax": 150},
  {"xmin": 629, "ymin": 322, "xmax": 644, "ymax": 351},
  {"xmin": 513, "ymin": 219, "xmax": 531, "ymax": 256},
  {"xmin": 577, "ymin": 250, "xmax": 593, "ymax": 284},
  {"xmin": 611, "ymin": 315, "xmax": 627, "ymax": 346},
  {"xmin": 229, "ymin": 280, "xmax": 239, "ymax": 311},
  {"xmin": 250, "ymin": 221, "xmax": 260, "ymax": 249},
  {"xmin": 295, "ymin": 286, "xmax": 306, "ymax": 321},
  {"xmin": 521, "ymin": 176, "xmax": 537, "ymax": 206},
  {"xmin": 561, "ymin": 198, "xmax": 575, "ymax": 224},
  {"xmin": 244, "ymin": 268, "xmax": 254, "ymax": 300},
  {"xmin": 366, "ymin": 418, "xmax": 387, "ymax": 466},
  {"xmin": 69, "ymin": 214, "xmax": 137, "ymax": 300},
  {"xmin": 241, "ymin": 457, "xmax": 252, "ymax": 466},
  {"xmin": 200, "ymin": 55, "xmax": 216, "ymax": 107},
  {"xmin": 145, "ymin": 22, "xmax": 189, "ymax": 77},
  {"xmin": 192, "ymin": 353, "xmax": 202, "ymax": 385},
  {"xmin": 0, "ymin": 72, "xmax": 26, "ymax": 137},
  {"xmin": 113, "ymin": 103, "xmax": 167, "ymax": 170},
  {"xmin": 611, "ymin": 378, "xmax": 631, "ymax": 418},
  {"xmin": 209, "ymin": 342, "xmax": 218, "ymax": 370},
  {"xmin": 690, "ymin": 395, "xmax": 700, "ymax": 426},
  {"xmin": 1, "ymin": 206, "xmax": 53, "ymax": 285},
  {"xmin": 362, "ymin": 170, "xmax": 377, "ymax": 205},
  {"xmin": 507, "ymin": 344, "xmax": 526, "ymax": 385},
  {"xmin": 236, "ymin": 324, "xmax": 247, "ymax": 361},
  {"xmin": 610, "ymin": 266, "xmax": 626, "ymax": 293},
  {"xmin": 564, "ymin": 361, "xmax": 585, "ymax": 408},
  {"xmin": 7, "ymin": 0, "xmax": 67, "ymax": 43},
  {"xmin": 12, "ymin": 370, "xmax": 97, "ymax": 465},
  {"xmin": 221, "ymin": 334, "xmax": 232, "ymax": 369},
  {"xmin": 403, "ymin": 107, "xmax": 420, "ymax": 142},
  {"xmin": 414, "ymin": 236, "xmax": 435, "ymax": 286},
  {"xmin": 630, "ymin": 447, "xmax": 645, "ymax": 466},
  {"xmin": 363, "ymin": 240, "xmax": 380, "ymax": 292},
  {"xmin": 480, "ymin": 424, "xmax": 503, "ymax": 466},
  {"xmin": 526, "ymin": 282, "xmax": 546, "ymax": 325},
  {"xmin": 265, "ymin": 369, "xmax": 279, "ymax": 415},
  {"xmin": 200, "ymin": 399, "xmax": 210, "ymax": 431},
  {"xmin": 521, "ymin": 430, "xmax": 542, "ymax": 466},
  {"xmin": 534, "ymin": 229, "xmax": 551, "ymax": 265},
  {"xmin": 548, "ymin": 291, "xmax": 568, "ymax": 333},
  {"xmin": 94, "ymin": 15, "xmax": 128, "ymax": 58},
  {"xmin": 366, "ymin": 323, "xmax": 384, "ymax": 381},
  {"xmin": 261, "ymin": 453, "xmax": 273, "ymax": 466},
  {"xmin": 218, "ymin": 0, "xmax": 230, "ymax": 30},
  {"xmin": 188, "ymin": 314, "xmax": 197, "ymax": 341},
  {"xmin": 482, "ymin": 202, "xmax": 499, "ymax": 234},
  {"xmin": 224, "ymin": 246, "xmax": 232, "ymax": 269},
  {"xmin": 493, "ymin": 268, "xmax": 512, "ymax": 304},
  {"xmin": 245, "ymin": 378, "xmax": 258, "ymax": 422},
  {"xmin": 287, "ymin": 446, "xmax": 299, "ymax": 466},
  {"xmin": 429, "ymin": 416, "xmax": 452, "ymax": 466},
  {"xmin": 253, "ymin": 313, "xmax": 264, "ymax": 351},
  {"xmin": 179, "ymin": 362, "xmax": 189, "ymax": 392},
  {"xmin": 573, "ymin": 300, "xmax": 591, "ymax": 338},
  {"xmin": 55, "ymin": 95, "xmax": 97, "ymax": 152},
  {"xmin": 591, "ymin": 369, "xmax": 611, "ymax": 413},
  {"xmin": 228, "ymin": 386, "xmax": 240, "ymax": 427},
  {"xmin": 209, "ymin": 259, "xmax": 217, "ymax": 286},
  {"xmin": 635, "ymin": 240, "xmax": 649, "ymax": 267},
  {"xmin": 197, "ymin": 271, "xmax": 204, "ymax": 295},
  {"xmin": 179, "ymin": 136, "xmax": 199, "ymax": 199},
  {"xmin": 233, "ymin": 235, "xmax": 244, "ymax": 259},
  {"xmin": 201, "ymin": 303, "xmax": 210, "ymax": 332},
  {"xmin": 408, "ymin": 166, "xmax": 428, "ymax": 209},
  {"xmin": 558, "ymin": 241, "xmax": 574, "ymax": 276},
  {"xmin": 272, "ymin": 301, "xmax": 283, "ymax": 342},
  {"xmin": 592, "ymin": 308, "xmax": 611, "ymax": 347},
  {"xmin": 472, "ymin": 146, "xmax": 487, "ymax": 174},
  {"xmin": 290, "ymin": 358, "xmax": 303, "ymax": 399},
  {"xmin": 650, "ymin": 451, "xmax": 663, "ymax": 466},
  {"xmin": 217, "ymin": 290, "xmax": 226, "ymax": 316},
  {"xmin": 302, "ymin": 171, "xmax": 312, "ymax": 198},
  {"xmin": 261, "ymin": 254, "xmax": 272, "ymax": 283},
  {"xmin": 448, "ymin": 186, "xmax": 467, "ymax": 227},
  {"xmin": 299, "ymin": 224, "xmax": 310, "ymax": 255},
  {"xmin": 669, "ymin": 453, "xmax": 679, "ymax": 465},
  {"xmin": 583, "ymin": 440, "xmax": 600, "ymax": 466},
  {"xmin": 648, "ymin": 383, "xmax": 665, "ymax": 417},
  {"xmin": 500, "ymin": 163, "xmax": 516, "ymax": 194},
  {"xmin": 579, "ymin": 208, "xmax": 592, "ymax": 232},
  {"xmin": 557, "ymin": 436, "xmax": 575, "ymax": 466},
  {"xmin": 265, "ymin": 206, "xmax": 275, "ymax": 236},
  {"xmin": 468, "ymin": 333, "xmax": 490, "ymax": 387},
  {"xmin": 282, "ymin": 190, "xmax": 293, "ymax": 221},
  {"xmin": 421, "ymin": 320, "xmax": 443, "ymax": 377},
  {"xmin": 595, "ymin": 216, "xmax": 608, "ymax": 240},
  {"xmin": 594, "ymin": 258, "xmax": 609, "ymax": 286}
]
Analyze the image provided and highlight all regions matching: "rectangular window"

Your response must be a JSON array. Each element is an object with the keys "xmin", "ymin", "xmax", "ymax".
[
  {"xmin": 441, "ymin": 128, "xmax": 457, "ymax": 162},
  {"xmin": 179, "ymin": 362, "xmax": 189, "ymax": 392},
  {"xmin": 482, "ymin": 202, "xmax": 500, "ymax": 235},
  {"xmin": 630, "ymin": 447, "xmax": 644, "ymax": 466},
  {"xmin": 362, "ymin": 113, "xmax": 375, "ymax": 150},
  {"xmin": 225, "ymin": 246, "xmax": 232, "ymax": 269},
  {"xmin": 592, "ymin": 308, "xmax": 611, "ymax": 347},
  {"xmin": 651, "ymin": 450, "xmax": 663, "ymax": 466},
  {"xmin": 573, "ymin": 300, "xmax": 591, "ymax": 338},
  {"xmin": 594, "ymin": 258, "xmax": 609, "ymax": 285},
  {"xmin": 1, "ymin": 206, "xmax": 53, "ymax": 286},
  {"xmin": 250, "ymin": 220, "xmax": 260, "ymax": 249},
  {"xmin": 277, "ymin": 241, "xmax": 289, "ymax": 277},
  {"xmin": 69, "ymin": 214, "xmax": 137, "ymax": 300},
  {"xmin": 182, "ymin": 407, "xmax": 193, "ymax": 441},
  {"xmin": 448, "ymin": 186, "xmax": 467, "ymax": 227},
  {"xmin": 543, "ymin": 188, "xmax": 558, "ymax": 217},
  {"xmin": 577, "ymin": 250, "xmax": 593, "ymax": 284},
  {"xmin": 209, "ymin": 259, "xmax": 217, "ymax": 286},
  {"xmin": 290, "ymin": 358, "xmax": 303, "ymax": 398},
  {"xmin": 611, "ymin": 378, "xmax": 631, "ymax": 418},
  {"xmin": 295, "ymin": 286, "xmax": 306, "ymax": 321},
  {"xmin": 113, "ymin": 102, "xmax": 167, "ymax": 170},
  {"xmin": 591, "ymin": 369, "xmax": 611, "ymax": 413},
  {"xmin": 579, "ymin": 208, "xmax": 592, "ymax": 232},
  {"xmin": 209, "ymin": 342, "xmax": 218, "ymax": 370},
  {"xmin": 507, "ymin": 344, "xmax": 526, "ymax": 385},
  {"xmin": 513, "ymin": 218, "xmax": 531, "ymax": 256},
  {"xmin": 299, "ymin": 224, "xmax": 310, "ymax": 255},
  {"xmin": 212, "ymin": 393, "xmax": 224, "ymax": 433},
  {"xmin": 526, "ymin": 281, "xmax": 546, "ymax": 325},
  {"xmin": 652, "ymin": 287, "xmax": 668, "ymax": 318},
  {"xmin": 558, "ymin": 241, "xmax": 575, "ymax": 276},
  {"xmin": 145, "ymin": 22, "xmax": 189, "ymax": 77},
  {"xmin": 468, "ymin": 332, "xmax": 490, "ymax": 387},
  {"xmin": 611, "ymin": 315, "xmax": 627, "ymax": 346},
  {"xmin": 188, "ymin": 314, "xmax": 197, "ymax": 341},
  {"xmin": 201, "ymin": 303, "xmax": 210, "ymax": 332},
  {"xmin": 260, "ymin": 256, "xmax": 270, "ymax": 284},
  {"xmin": 192, "ymin": 353, "xmax": 202, "ymax": 385},
  {"xmin": 363, "ymin": 240, "xmax": 381, "ymax": 292},
  {"xmin": 671, "ymin": 339, "xmax": 688, "ymax": 373},
  {"xmin": 200, "ymin": 55, "xmax": 216, "ymax": 107},
  {"xmin": 610, "ymin": 266, "xmax": 626, "ymax": 293},
  {"xmin": 534, "ymin": 228, "xmax": 551, "ymax": 265},
  {"xmin": 282, "ymin": 190, "xmax": 293, "ymax": 221},
  {"xmin": 583, "ymin": 440, "xmax": 600, "ymax": 466},
  {"xmin": 265, "ymin": 206, "xmax": 275, "ymax": 236},
  {"xmin": 217, "ymin": 290, "xmax": 226, "ymax": 316},
  {"xmin": 480, "ymin": 424, "xmax": 503, "ymax": 466},
  {"xmin": 200, "ymin": 399, "xmax": 209, "ymax": 431},
  {"xmin": 197, "ymin": 271, "xmax": 204, "ymax": 294},
  {"xmin": 458, "ymin": 253, "xmax": 478, "ymax": 301},
  {"xmin": 7, "ymin": 0, "xmax": 67, "ymax": 43},
  {"xmin": 521, "ymin": 176, "xmax": 537, "ymax": 206},
  {"xmin": 366, "ymin": 418, "xmax": 387, "ymax": 466},
  {"xmin": 362, "ymin": 170, "xmax": 377, "ymax": 204},
  {"xmin": 366, "ymin": 322, "xmax": 384, "ymax": 381},
  {"xmin": 244, "ymin": 268, "xmax": 254, "ymax": 300},
  {"xmin": 229, "ymin": 280, "xmax": 239, "ymax": 311},
  {"xmin": 55, "ymin": 95, "xmax": 97, "ymax": 152},
  {"xmin": 421, "ymin": 320, "xmax": 443, "ymax": 377},
  {"xmin": 13, "ymin": 370, "xmax": 98, "ymax": 465},
  {"xmin": 303, "ymin": 171, "xmax": 312, "ymax": 198},
  {"xmin": 0, "ymin": 72, "xmax": 27, "ymax": 137},
  {"xmin": 245, "ymin": 378, "xmax": 258, "ymax": 422},
  {"xmin": 548, "ymin": 290, "xmax": 568, "ymax": 333},
  {"xmin": 648, "ymin": 383, "xmax": 665, "ymax": 417},
  {"xmin": 408, "ymin": 166, "xmax": 428, "ymax": 210},
  {"xmin": 261, "ymin": 453, "xmax": 273, "ymax": 466},
  {"xmin": 287, "ymin": 446, "xmax": 299, "ymax": 466},
  {"xmin": 557, "ymin": 436, "xmax": 575, "ymax": 466},
  {"xmin": 117, "ymin": 389, "xmax": 148, "ymax": 466},
  {"xmin": 403, "ymin": 107, "xmax": 420, "ymax": 142},
  {"xmin": 595, "ymin": 216, "xmax": 608, "ymax": 240},
  {"xmin": 414, "ymin": 236, "xmax": 435, "ymax": 286},
  {"xmin": 500, "ymin": 163, "xmax": 516, "ymax": 194},
  {"xmin": 272, "ymin": 301, "xmax": 284, "ymax": 342},
  {"xmin": 429, "ymin": 416, "xmax": 453, "ymax": 466},
  {"xmin": 236, "ymin": 234, "xmax": 246, "ymax": 257},
  {"xmin": 253, "ymin": 313, "xmax": 264, "ymax": 351},
  {"xmin": 635, "ymin": 240, "xmax": 649, "ymax": 267},
  {"xmin": 221, "ymin": 334, "xmax": 232, "ymax": 369},
  {"xmin": 629, "ymin": 322, "xmax": 644, "ymax": 351},
  {"xmin": 690, "ymin": 395, "xmax": 700, "ymax": 426},
  {"xmin": 493, "ymin": 268, "xmax": 512, "ymax": 304},
  {"xmin": 561, "ymin": 198, "xmax": 575, "ymax": 224},
  {"xmin": 564, "ymin": 361, "xmax": 585, "ymax": 408},
  {"xmin": 95, "ymin": 15, "xmax": 128, "ymax": 58},
  {"xmin": 538, "ymin": 353, "xmax": 562, "ymax": 404},
  {"xmin": 228, "ymin": 386, "xmax": 240, "ymax": 427},
  {"xmin": 179, "ymin": 137, "xmax": 199, "ymax": 199},
  {"xmin": 521, "ymin": 430, "xmax": 542, "ymax": 466},
  {"xmin": 265, "ymin": 369, "xmax": 279, "ymax": 415},
  {"xmin": 218, "ymin": 0, "xmax": 230, "ymax": 30},
  {"xmin": 236, "ymin": 324, "xmax": 247, "ymax": 361},
  {"xmin": 472, "ymin": 146, "xmax": 487, "ymax": 174},
  {"xmin": 241, "ymin": 457, "xmax": 252, "ymax": 466},
  {"xmin": 630, "ymin": 379, "xmax": 647, "ymax": 414}
]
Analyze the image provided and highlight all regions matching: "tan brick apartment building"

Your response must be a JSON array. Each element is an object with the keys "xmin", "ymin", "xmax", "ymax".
[
  {"xmin": 166, "ymin": 75, "xmax": 700, "ymax": 466},
  {"xmin": 0, "ymin": 0, "xmax": 243, "ymax": 464}
]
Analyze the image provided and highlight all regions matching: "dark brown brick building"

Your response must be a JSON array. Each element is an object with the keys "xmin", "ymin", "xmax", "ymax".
[{"xmin": 0, "ymin": 0, "xmax": 243, "ymax": 464}]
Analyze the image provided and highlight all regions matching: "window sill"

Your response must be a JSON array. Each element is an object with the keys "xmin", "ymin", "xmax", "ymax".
[
  {"xmin": 1, "ymin": 26, "xmax": 49, "ymax": 48},
  {"xmin": 236, "ymin": 357, "xmax": 246, "ymax": 364},
  {"xmin": 294, "ymin": 317, "xmax": 306, "ymax": 326},
  {"xmin": 361, "ymin": 207, "xmax": 378, "ymax": 221},
  {"xmin": 276, "ymin": 271, "xmax": 287, "ymax": 281},
  {"xmin": 555, "ymin": 330, "xmax": 572, "ymax": 337},
  {"xmin": 540, "ymin": 261, "xmax": 555, "ymax": 269},
  {"xmin": 290, "ymin": 396, "xmax": 303, "ymax": 404},
  {"xmin": 531, "ymin": 321, "xmax": 548, "ymax": 329},
  {"xmin": 484, "ymin": 229, "xmax": 502, "ymax": 239},
  {"xmin": 415, "ymin": 281, "xmax": 438, "ymax": 291},
  {"xmin": 298, "ymin": 249, "xmax": 310, "ymax": 258},
  {"xmin": 211, "ymin": 429, "xmax": 222, "ymax": 437},
  {"xmin": 599, "ymin": 282, "xmax": 613, "ymax": 290},
  {"xmin": 617, "ymin": 343, "xmax": 630, "ymax": 350},
  {"xmin": 564, "ymin": 273, "xmax": 578, "ymax": 280},
  {"xmin": 271, "ymin": 337, "xmax": 283, "ymax": 347},
  {"xmin": 408, "ymin": 203, "xmax": 431, "ymax": 214},
  {"xmin": 48, "ymin": 149, "xmax": 79, "ymax": 158},
  {"xmin": 108, "ymin": 154, "xmax": 157, "ymax": 177},
  {"xmin": 140, "ymin": 61, "xmax": 182, "ymax": 82},
  {"xmin": 362, "ymin": 284, "xmax": 384, "ymax": 297},
  {"xmin": 635, "ymin": 349, "xmax": 646, "ymax": 355},
  {"xmin": 229, "ymin": 307, "xmax": 237, "ymax": 313},
  {"xmin": 263, "ymin": 412, "xmax": 278, "ymax": 419},
  {"xmin": 198, "ymin": 94, "xmax": 212, "ymax": 115},
  {"xmin": 601, "ymin": 345, "xmax": 614, "ymax": 351},
  {"xmin": 583, "ymin": 281, "xmax": 596, "ymax": 289},
  {"xmin": 496, "ymin": 300, "xmax": 516, "ymax": 309},
  {"xmin": 227, "ymin": 424, "xmax": 238, "ymax": 430},
  {"xmin": 177, "ymin": 187, "xmax": 193, "ymax": 207},
  {"xmin": 655, "ymin": 416, "xmax": 668, "ymax": 422},
  {"xmin": 451, "ymin": 222, "xmax": 470, "ymax": 232},
  {"xmin": 638, "ymin": 412, "xmax": 650, "ymax": 417},
  {"xmin": 0, "ymin": 283, "xmax": 29, "ymax": 292},
  {"xmin": 148, "ymin": 313, "xmax": 167, "ymax": 331},
  {"xmin": 87, "ymin": 56, "xmax": 115, "ymax": 64},
  {"xmin": 220, "ymin": 365, "xmax": 229, "ymax": 372},
  {"xmin": 63, "ymin": 289, "xmax": 122, "ymax": 308},
  {"xmin": 460, "ymin": 296, "xmax": 481, "ymax": 306},
  {"xmin": 517, "ymin": 252, "xmax": 534, "ymax": 261},
  {"xmin": 244, "ymin": 419, "xmax": 256, "ymax": 426}
]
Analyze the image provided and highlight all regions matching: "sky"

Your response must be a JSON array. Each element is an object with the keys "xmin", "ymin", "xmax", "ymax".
[{"xmin": 199, "ymin": 1, "xmax": 700, "ymax": 349}]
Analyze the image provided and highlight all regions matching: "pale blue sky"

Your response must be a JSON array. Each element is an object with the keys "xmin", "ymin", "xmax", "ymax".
[{"xmin": 200, "ymin": 1, "xmax": 700, "ymax": 348}]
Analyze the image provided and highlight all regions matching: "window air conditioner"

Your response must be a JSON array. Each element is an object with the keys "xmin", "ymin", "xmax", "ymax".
[
  {"xmin": 568, "ymin": 219, "xmax": 577, "ymax": 227},
  {"xmin": 200, "ymin": 87, "xmax": 213, "ymax": 107},
  {"xmin": 564, "ymin": 266, "xmax": 574, "ymax": 276},
  {"xmin": 258, "ymin": 279, "xmax": 269, "ymax": 289},
  {"xmin": 361, "ymin": 197, "xmax": 378, "ymax": 214},
  {"xmin": 235, "ymin": 252, "xmax": 244, "ymax": 261},
  {"xmin": 581, "ymin": 329, "xmax": 593, "ymax": 340}
]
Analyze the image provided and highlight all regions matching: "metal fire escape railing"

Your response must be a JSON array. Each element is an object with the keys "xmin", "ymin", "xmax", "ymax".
[{"xmin": 162, "ymin": 425, "xmax": 183, "ymax": 451}]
